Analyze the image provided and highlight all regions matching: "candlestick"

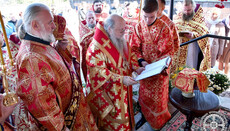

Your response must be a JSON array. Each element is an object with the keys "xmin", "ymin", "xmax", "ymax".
[
  {"xmin": 0, "ymin": 10, "xmax": 18, "ymax": 106},
  {"xmin": 0, "ymin": 11, "xmax": 13, "ymax": 66},
  {"xmin": 0, "ymin": 39, "xmax": 4, "ymax": 65}
]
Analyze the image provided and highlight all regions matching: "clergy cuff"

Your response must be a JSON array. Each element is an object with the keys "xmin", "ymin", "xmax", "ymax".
[{"xmin": 138, "ymin": 59, "xmax": 145, "ymax": 67}]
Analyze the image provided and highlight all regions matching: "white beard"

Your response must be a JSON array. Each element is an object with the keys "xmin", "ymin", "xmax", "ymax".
[{"xmin": 40, "ymin": 24, "xmax": 56, "ymax": 42}]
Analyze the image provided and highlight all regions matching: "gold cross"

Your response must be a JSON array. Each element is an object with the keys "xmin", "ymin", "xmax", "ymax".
[{"xmin": 101, "ymin": 38, "xmax": 111, "ymax": 49}]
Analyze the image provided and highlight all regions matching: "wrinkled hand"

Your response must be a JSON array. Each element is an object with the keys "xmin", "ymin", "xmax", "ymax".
[
  {"xmin": 141, "ymin": 61, "xmax": 148, "ymax": 67},
  {"xmin": 136, "ymin": 67, "xmax": 145, "ymax": 75},
  {"xmin": 56, "ymin": 35, "xmax": 68, "ymax": 50},
  {"xmin": 184, "ymin": 32, "xmax": 193, "ymax": 39},
  {"xmin": 123, "ymin": 76, "xmax": 138, "ymax": 86},
  {"xmin": 0, "ymin": 94, "xmax": 19, "ymax": 124}
]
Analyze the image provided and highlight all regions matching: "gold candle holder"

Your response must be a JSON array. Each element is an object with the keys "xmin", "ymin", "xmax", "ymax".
[
  {"xmin": 0, "ymin": 11, "xmax": 18, "ymax": 106},
  {"xmin": 2, "ymin": 65, "xmax": 18, "ymax": 106}
]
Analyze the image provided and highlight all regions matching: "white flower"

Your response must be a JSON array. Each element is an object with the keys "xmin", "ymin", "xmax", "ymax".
[
  {"xmin": 209, "ymin": 87, "xmax": 214, "ymax": 91},
  {"xmin": 213, "ymin": 85, "xmax": 217, "ymax": 88},
  {"xmin": 217, "ymin": 86, "xmax": 221, "ymax": 90}
]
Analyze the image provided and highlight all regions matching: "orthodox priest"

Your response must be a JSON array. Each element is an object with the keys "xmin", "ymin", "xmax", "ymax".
[
  {"xmin": 79, "ymin": 11, "xmax": 96, "ymax": 84},
  {"xmin": 173, "ymin": 0, "xmax": 211, "ymax": 71},
  {"xmin": 86, "ymin": 14, "xmax": 144, "ymax": 130},
  {"xmin": 16, "ymin": 3, "xmax": 98, "ymax": 131}
]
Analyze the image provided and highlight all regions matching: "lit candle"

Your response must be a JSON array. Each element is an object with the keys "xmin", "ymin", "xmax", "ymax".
[{"xmin": 0, "ymin": 11, "xmax": 13, "ymax": 66}]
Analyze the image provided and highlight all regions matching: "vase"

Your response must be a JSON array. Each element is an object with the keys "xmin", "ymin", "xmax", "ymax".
[
  {"xmin": 182, "ymin": 91, "xmax": 195, "ymax": 98},
  {"xmin": 181, "ymin": 81, "xmax": 197, "ymax": 98}
]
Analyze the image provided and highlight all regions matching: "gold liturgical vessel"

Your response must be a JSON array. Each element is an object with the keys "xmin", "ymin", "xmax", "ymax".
[{"xmin": 0, "ymin": 11, "xmax": 18, "ymax": 106}]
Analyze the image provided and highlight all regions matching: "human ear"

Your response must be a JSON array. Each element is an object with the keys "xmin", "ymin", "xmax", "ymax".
[
  {"xmin": 108, "ymin": 27, "xmax": 112, "ymax": 34},
  {"xmin": 31, "ymin": 20, "xmax": 40, "ymax": 31}
]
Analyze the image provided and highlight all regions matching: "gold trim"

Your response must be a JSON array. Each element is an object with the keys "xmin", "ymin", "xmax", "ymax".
[
  {"xmin": 81, "ymin": 30, "xmax": 94, "ymax": 43},
  {"xmin": 100, "ymin": 91, "xmax": 114, "ymax": 119},
  {"xmin": 94, "ymin": 72, "xmax": 111, "ymax": 92},
  {"xmin": 135, "ymin": 24, "xmax": 140, "ymax": 38},
  {"xmin": 139, "ymin": 99, "xmax": 168, "ymax": 117},
  {"xmin": 118, "ymin": 55, "xmax": 122, "ymax": 68},
  {"xmin": 97, "ymin": 23, "xmax": 109, "ymax": 37},
  {"xmin": 120, "ymin": 74, "xmax": 125, "ymax": 120},
  {"xmin": 54, "ymin": 90, "xmax": 63, "ymax": 112},
  {"xmin": 93, "ymin": 39, "xmax": 117, "ymax": 67},
  {"xmin": 105, "ymin": 115, "xmax": 129, "ymax": 124}
]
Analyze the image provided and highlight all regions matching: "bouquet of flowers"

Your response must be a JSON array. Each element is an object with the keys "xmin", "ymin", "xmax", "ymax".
[{"xmin": 202, "ymin": 68, "xmax": 230, "ymax": 95}]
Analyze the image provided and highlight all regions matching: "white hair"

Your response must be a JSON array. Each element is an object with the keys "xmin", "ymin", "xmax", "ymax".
[
  {"xmin": 23, "ymin": 3, "xmax": 50, "ymax": 33},
  {"xmin": 104, "ymin": 16, "xmax": 115, "ymax": 34},
  {"xmin": 86, "ymin": 10, "xmax": 96, "ymax": 18}
]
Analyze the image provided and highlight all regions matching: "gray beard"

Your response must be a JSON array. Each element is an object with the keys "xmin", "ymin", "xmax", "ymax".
[
  {"xmin": 182, "ymin": 11, "xmax": 194, "ymax": 21},
  {"xmin": 87, "ymin": 23, "xmax": 96, "ymax": 29},
  {"xmin": 40, "ymin": 24, "xmax": 55, "ymax": 42},
  {"xmin": 109, "ymin": 33, "xmax": 127, "ymax": 58}
]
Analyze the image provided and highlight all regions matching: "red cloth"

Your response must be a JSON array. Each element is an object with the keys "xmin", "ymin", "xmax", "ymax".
[
  {"xmin": 16, "ymin": 39, "xmax": 98, "ymax": 130},
  {"xmin": 159, "ymin": 14, "xmax": 180, "ymax": 74},
  {"xmin": 86, "ymin": 22, "xmax": 139, "ymax": 130},
  {"xmin": 172, "ymin": 68, "xmax": 210, "ymax": 93},
  {"xmin": 131, "ymin": 19, "xmax": 174, "ymax": 129},
  {"xmin": 53, "ymin": 15, "xmax": 66, "ymax": 40}
]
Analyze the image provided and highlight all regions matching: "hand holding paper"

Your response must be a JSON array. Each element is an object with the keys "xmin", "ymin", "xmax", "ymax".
[{"xmin": 134, "ymin": 56, "xmax": 171, "ymax": 81}]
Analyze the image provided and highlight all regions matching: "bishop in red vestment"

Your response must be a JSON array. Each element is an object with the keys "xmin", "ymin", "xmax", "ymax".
[{"xmin": 86, "ymin": 15, "xmax": 143, "ymax": 130}]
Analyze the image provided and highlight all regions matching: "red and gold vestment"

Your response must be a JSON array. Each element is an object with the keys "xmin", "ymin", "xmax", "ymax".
[
  {"xmin": 86, "ymin": 22, "xmax": 139, "ymax": 130},
  {"xmin": 159, "ymin": 14, "xmax": 180, "ymax": 74},
  {"xmin": 53, "ymin": 15, "xmax": 80, "ymax": 63},
  {"xmin": 173, "ymin": 5, "xmax": 211, "ymax": 72},
  {"xmin": 95, "ymin": 13, "xmax": 108, "ymax": 22},
  {"xmin": 123, "ymin": 15, "xmax": 139, "ymax": 43},
  {"xmin": 65, "ymin": 28, "xmax": 80, "ymax": 63},
  {"xmin": 79, "ymin": 20, "xmax": 95, "ymax": 81},
  {"xmin": 16, "ymin": 33, "xmax": 98, "ymax": 131},
  {"xmin": 131, "ymin": 19, "xmax": 174, "ymax": 130}
]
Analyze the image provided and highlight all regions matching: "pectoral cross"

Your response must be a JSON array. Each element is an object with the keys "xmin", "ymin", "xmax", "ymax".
[{"xmin": 101, "ymin": 38, "xmax": 111, "ymax": 49}]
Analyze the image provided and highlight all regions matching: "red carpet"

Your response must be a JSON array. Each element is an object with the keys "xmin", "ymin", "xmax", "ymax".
[{"xmin": 161, "ymin": 108, "xmax": 230, "ymax": 130}]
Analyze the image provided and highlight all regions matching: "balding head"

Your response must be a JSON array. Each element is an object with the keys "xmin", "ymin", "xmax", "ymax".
[
  {"xmin": 104, "ymin": 14, "xmax": 125, "ymax": 38},
  {"xmin": 104, "ymin": 14, "xmax": 127, "ymax": 57}
]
